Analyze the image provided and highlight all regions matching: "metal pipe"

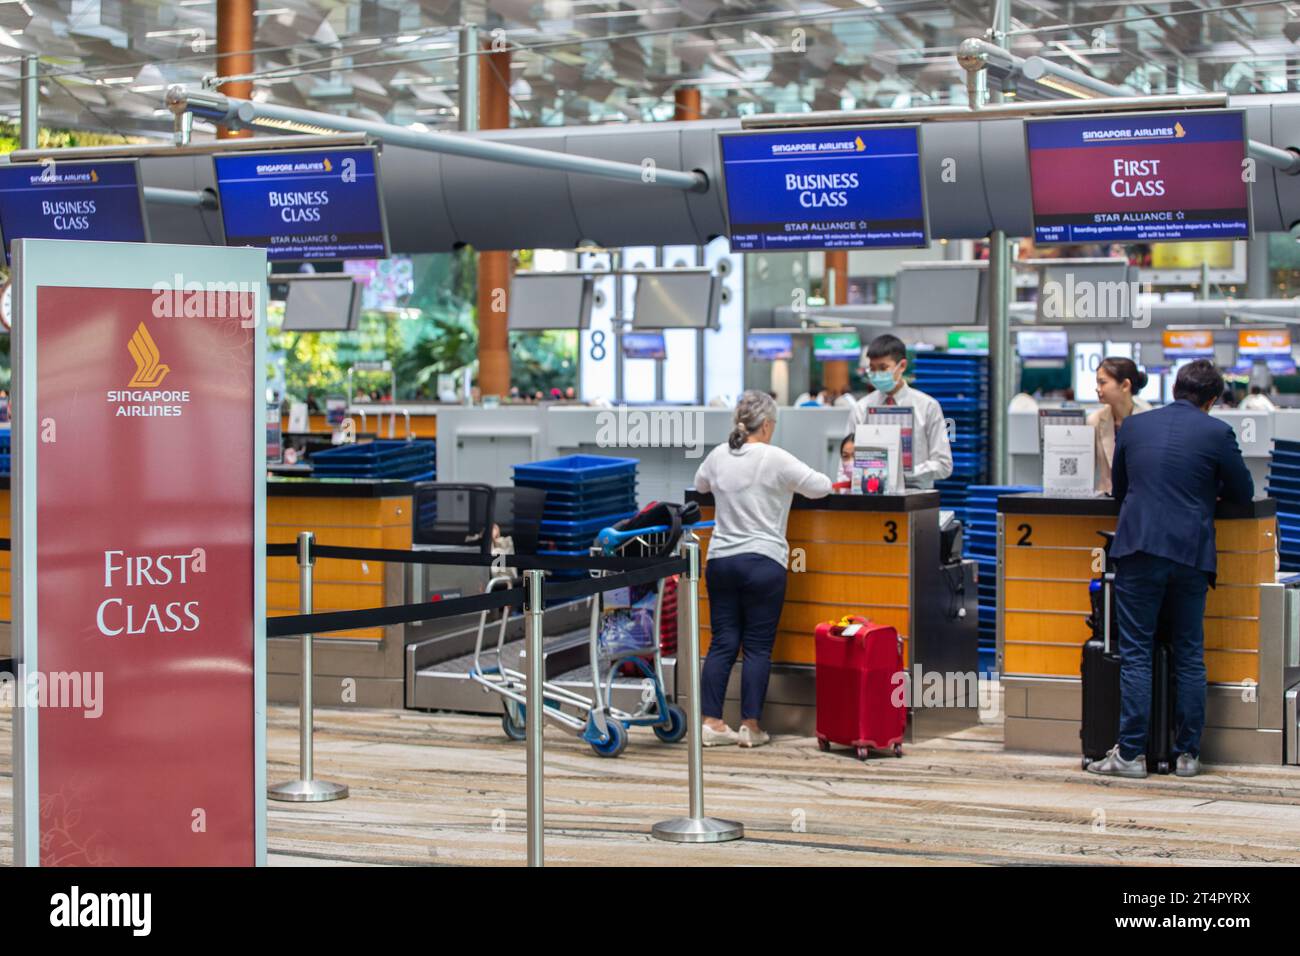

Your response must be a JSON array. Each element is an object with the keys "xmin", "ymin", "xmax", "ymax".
[
  {"xmin": 458, "ymin": 24, "xmax": 479, "ymax": 133},
  {"xmin": 1249, "ymin": 139, "xmax": 1300, "ymax": 175},
  {"xmin": 143, "ymin": 186, "xmax": 217, "ymax": 209},
  {"xmin": 742, "ymin": 92, "xmax": 1228, "ymax": 128},
  {"xmin": 988, "ymin": 2, "xmax": 1012, "ymax": 487},
  {"xmin": 166, "ymin": 86, "xmax": 709, "ymax": 193},
  {"xmin": 651, "ymin": 536, "xmax": 743, "ymax": 844},
  {"xmin": 1021, "ymin": 56, "xmax": 1132, "ymax": 98},
  {"xmin": 20, "ymin": 56, "xmax": 37, "ymax": 151},
  {"xmin": 524, "ymin": 568, "xmax": 545, "ymax": 868}
]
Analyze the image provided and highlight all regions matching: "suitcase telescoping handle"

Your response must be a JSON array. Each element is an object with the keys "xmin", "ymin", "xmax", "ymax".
[{"xmin": 1102, "ymin": 571, "xmax": 1113, "ymax": 654}]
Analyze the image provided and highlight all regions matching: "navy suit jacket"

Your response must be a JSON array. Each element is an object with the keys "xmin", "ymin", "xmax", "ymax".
[{"xmin": 1111, "ymin": 399, "xmax": 1254, "ymax": 581}]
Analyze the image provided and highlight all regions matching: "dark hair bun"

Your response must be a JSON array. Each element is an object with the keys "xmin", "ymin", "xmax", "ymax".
[{"xmin": 1135, "ymin": 369, "xmax": 1149, "ymax": 391}]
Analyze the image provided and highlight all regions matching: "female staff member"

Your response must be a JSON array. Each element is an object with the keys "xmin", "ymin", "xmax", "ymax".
[
  {"xmin": 1089, "ymin": 357, "xmax": 1151, "ymax": 494},
  {"xmin": 693, "ymin": 391, "xmax": 833, "ymax": 747}
]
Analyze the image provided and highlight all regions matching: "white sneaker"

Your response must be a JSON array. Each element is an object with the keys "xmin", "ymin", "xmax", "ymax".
[
  {"xmin": 737, "ymin": 725, "xmax": 770, "ymax": 748},
  {"xmin": 702, "ymin": 723, "xmax": 739, "ymax": 747}
]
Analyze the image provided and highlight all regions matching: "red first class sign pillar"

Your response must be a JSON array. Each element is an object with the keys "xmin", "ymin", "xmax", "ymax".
[{"xmin": 11, "ymin": 238, "xmax": 268, "ymax": 866}]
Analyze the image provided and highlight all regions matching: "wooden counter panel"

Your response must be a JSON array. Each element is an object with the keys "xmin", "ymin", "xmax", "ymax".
[
  {"xmin": 781, "ymin": 572, "xmax": 910, "ymax": 606},
  {"xmin": 1215, "ymin": 518, "xmax": 1278, "ymax": 553},
  {"xmin": 268, "ymin": 556, "xmax": 384, "ymax": 585},
  {"xmin": 701, "ymin": 596, "xmax": 908, "ymax": 637},
  {"xmin": 1001, "ymin": 513, "xmax": 1117, "ymax": 549},
  {"xmin": 1004, "ymin": 643, "xmax": 1083, "ymax": 678},
  {"xmin": 701, "ymin": 629, "xmax": 909, "ymax": 668},
  {"xmin": 1004, "ymin": 548, "xmax": 1098, "ymax": 581},
  {"xmin": 1004, "ymin": 579, "xmax": 1090, "ymax": 614},
  {"xmin": 267, "ymin": 525, "xmax": 388, "ymax": 550},
  {"xmin": 1004, "ymin": 610, "xmax": 1090, "ymax": 645},
  {"xmin": 1216, "ymin": 551, "xmax": 1276, "ymax": 585},
  {"xmin": 1204, "ymin": 617, "xmax": 1259, "ymax": 651},
  {"xmin": 268, "ymin": 579, "xmax": 383, "ymax": 611},
  {"xmin": 786, "ymin": 510, "xmax": 910, "ymax": 545},
  {"xmin": 270, "ymin": 496, "xmax": 384, "ymax": 526},
  {"xmin": 1207, "ymin": 650, "xmax": 1258, "ymax": 684},
  {"xmin": 786, "ymin": 543, "xmax": 910, "ymax": 575},
  {"xmin": 1204, "ymin": 585, "xmax": 1262, "ymax": 619}
]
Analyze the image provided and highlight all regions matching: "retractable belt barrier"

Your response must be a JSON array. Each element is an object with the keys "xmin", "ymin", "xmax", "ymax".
[{"xmin": 264, "ymin": 542, "xmax": 687, "ymax": 638}]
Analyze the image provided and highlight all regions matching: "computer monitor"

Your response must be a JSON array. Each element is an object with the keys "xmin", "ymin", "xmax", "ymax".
[
  {"xmin": 632, "ymin": 270, "xmax": 719, "ymax": 329},
  {"xmin": 281, "ymin": 276, "xmax": 362, "ymax": 332}
]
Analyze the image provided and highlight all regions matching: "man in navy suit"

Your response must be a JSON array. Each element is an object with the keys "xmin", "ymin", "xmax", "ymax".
[{"xmin": 1088, "ymin": 359, "xmax": 1254, "ymax": 779}]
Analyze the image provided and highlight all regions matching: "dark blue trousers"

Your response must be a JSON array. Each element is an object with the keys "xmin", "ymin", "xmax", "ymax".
[
  {"xmin": 700, "ymin": 553, "xmax": 787, "ymax": 722},
  {"xmin": 1114, "ymin": 551, "xmax": 1210, "ymax": 761}
]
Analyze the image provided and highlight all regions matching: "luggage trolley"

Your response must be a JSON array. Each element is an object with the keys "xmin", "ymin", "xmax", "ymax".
[{"xmin": 468, "ymin": 505, "xmax": 703, "ymax": 758}]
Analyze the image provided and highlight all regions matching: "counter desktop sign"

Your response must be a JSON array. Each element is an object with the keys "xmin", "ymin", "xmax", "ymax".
[
  {"xmin": 1026, "ymin": 109, "xmax": 1250, "ymax": 244},
  {"xmin": 0, "ymin": 159, "xmax": 149, "ymax": 266},
  {"xmin": 11, "ymin": 238, "xmax": 267, "ymax": 866},
  {"xmin": 718, "ymin": 125, "xmax": 927, "ymax": 251},
  {"xmin": 213, "ymin": 146, "xmax": 389, "ymax": 262}
]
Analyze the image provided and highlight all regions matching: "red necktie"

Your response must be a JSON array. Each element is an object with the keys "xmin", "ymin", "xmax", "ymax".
[{"xmin": 885, "ymin": 396, "xmax": 896, "ymax": 406}]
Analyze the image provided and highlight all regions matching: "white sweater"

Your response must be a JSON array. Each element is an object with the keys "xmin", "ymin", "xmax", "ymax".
[{"xmin": 693, "ymin": 441, "xmax": 833, "ymax": 568}]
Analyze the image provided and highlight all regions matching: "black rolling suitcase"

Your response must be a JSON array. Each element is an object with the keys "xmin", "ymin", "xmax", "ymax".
[
  {"xmin": 1080, "ymin": 535, "xmax": 1122, "ymax": 769},
  {"xmin": 1146, "ymin": 621, "xmax": 1176, "ymax": 775},
  {"xmin": 1080, "ymin": 533, "xmax": 1177, "ymax": 773}
]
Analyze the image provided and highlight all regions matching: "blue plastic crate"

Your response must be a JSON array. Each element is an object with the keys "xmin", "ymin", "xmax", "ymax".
[{"xmin": 513, "ymin": 455, "xmax": 638, "ymax": 483}]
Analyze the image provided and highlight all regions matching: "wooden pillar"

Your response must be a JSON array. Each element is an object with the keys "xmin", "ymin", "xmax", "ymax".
[
  {"xmin": 673, "ymin": 87, "xmax": 701, "ymax": 122},
  {"xmin": 822, "ymin": 250, "xmax": 850, "ymax": 392},
  {"xmin": 476, "ymin": 43, "xmax": 513, "ymax": 397},
  {"xmin": 216, "ymin": 0, "xmax": 253, "ymax": 139}
]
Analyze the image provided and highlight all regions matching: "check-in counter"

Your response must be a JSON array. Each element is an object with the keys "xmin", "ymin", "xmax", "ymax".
[
  {"xmin": 997, "ymin": 492, "xmax": 1289, "ymax": 763},
  {"xmin": 267, "ymin": 478, "xmax": 416, "ymax": 707},
  {"xmin": 687, "ymin": 489, "xmax": 980, "ymax": 738},
  {"xmin": 282, "ymin": 403, "xmax": 438, "ymax": 439}
]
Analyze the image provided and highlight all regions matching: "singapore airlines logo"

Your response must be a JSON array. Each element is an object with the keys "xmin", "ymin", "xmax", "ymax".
[{"xmin": 127, "ymin": 322, "xmax": 170, "ymax": 388}]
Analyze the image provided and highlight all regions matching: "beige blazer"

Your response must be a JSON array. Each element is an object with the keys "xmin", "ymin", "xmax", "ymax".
[{"xmin": 1087, "ymin": 398, "xmax": 1153, "ymax": 494}]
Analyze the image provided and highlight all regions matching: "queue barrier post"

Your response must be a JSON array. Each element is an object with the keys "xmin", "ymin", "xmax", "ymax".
[
  {"xmin": 524, "ymin": 567, "xmax": 545, "ymax": 867},
  {"xmin": 651, "ymin": 536, "xmax": 743, "ymax": 844},
  {"xmin": 267, "ymin": 531, "xmax": 350, "ymax": 803}
]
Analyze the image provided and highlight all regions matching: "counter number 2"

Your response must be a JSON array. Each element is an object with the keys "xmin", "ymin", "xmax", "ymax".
[{"xmin": 1016, "ymin": 522, "xmax": 1033, "ymax": 546}]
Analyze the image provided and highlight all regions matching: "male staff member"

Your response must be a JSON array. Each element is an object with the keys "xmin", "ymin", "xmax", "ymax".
[
  {"xmin": 847, "ymin": 334, "xmax": 952, "ymax": 489},
  {"xmin": 1088, "ymin": 360, "xmax": 1254, "ymax": 780}
]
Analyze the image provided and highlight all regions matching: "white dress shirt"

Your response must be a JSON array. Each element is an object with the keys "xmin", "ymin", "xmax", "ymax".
[{"xmin": 846, "ymin": 382, "xmax": 953, "ymax": 489}]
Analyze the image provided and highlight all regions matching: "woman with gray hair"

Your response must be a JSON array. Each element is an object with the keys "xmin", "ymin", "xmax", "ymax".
[{"xmin": 692, "ymin": 390, "xmax": 833, "ymax": 747}]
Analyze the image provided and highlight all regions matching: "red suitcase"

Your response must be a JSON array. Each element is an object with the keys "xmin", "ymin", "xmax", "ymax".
[{"xmin": 814, "ymin": 615, "xmax": 907, "ymax": 759}]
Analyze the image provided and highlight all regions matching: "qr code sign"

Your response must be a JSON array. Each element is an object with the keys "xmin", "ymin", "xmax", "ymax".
[{"xmin": 1058, "ymin": 456, "xmax": 1079, "ymax": 477}]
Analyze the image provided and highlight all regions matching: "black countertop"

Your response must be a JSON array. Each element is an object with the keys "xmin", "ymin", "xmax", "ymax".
[
  {"xmin": 687, "ymin": 488, "xmax": 940, "ymax": 512},
  {"xmin": 997, "ymin": 492, "xmax": 1277, "ymax": 520},
  {"xmin": 267, "ymin": 477, "xmax": 416, "ymax": 498}
]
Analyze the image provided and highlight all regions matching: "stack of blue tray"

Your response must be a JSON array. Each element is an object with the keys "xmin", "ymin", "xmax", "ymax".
[
  {"xmin": 964, "ymin": 484, "xmax": 1041, "ymax": 674},
  {"xmin": 910, "ymin": 353, "xmax": 990, "ymax": 524},
  {"xmin": 513, "ymin": 455, "xmax": 639, "ymax": 577},
  {"xmin": 0, "ymin": 427, "xmax": 9, "ymax": 477},
  {"xmin": 309, "ymin": 439, "xmax": 436, "ymax": 481},
  {"xmin": 1267, "ymin": 439, "xmax": 1300, "ymax": 570}
]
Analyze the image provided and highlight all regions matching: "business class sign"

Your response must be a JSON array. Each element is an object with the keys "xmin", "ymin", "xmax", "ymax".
[{"xmin": 11, "ymin": 238, "xmax": 267, "ymax": 866}]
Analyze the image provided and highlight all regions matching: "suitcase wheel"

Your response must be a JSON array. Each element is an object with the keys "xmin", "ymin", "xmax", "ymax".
[
  {"xmin": 1081, "ymin": 756, "xmax": 1092, "ymax": 770},
  {"xmin": 816, "ymin": 737, "xmax": 830, "ymax": 753},
  {"xmin": 892, "ymin": 744, "xmax": 903, "ymax": 758},
  {"xmin": 1157, "ymin": 760, "xmax": 1171, "ymax": 775},
  {"xmin": 855, "ymin": 746, "xmax": 871, "ymax": 761}
]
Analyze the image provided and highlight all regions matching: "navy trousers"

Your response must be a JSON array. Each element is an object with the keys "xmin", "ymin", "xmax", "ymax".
[
  {"xmin": 1114, "ymin": 551, "xmax": 1210, "ymax": 761},
  {"xmin": 700, "ymin": 552, "xmax": 787, "ymax": 722}
]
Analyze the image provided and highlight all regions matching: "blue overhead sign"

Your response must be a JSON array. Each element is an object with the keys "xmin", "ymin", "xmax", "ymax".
[
  {"xmin": 213, "ymin": 146, "xmax": 389, "ymax": 262},
  {"xmin": 718, "ymin": 125, "xmax": 927, "ymax": 251},
  {"xmin": 0, "ymin": 159, "xmax": 149, "ymax": 265}
]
